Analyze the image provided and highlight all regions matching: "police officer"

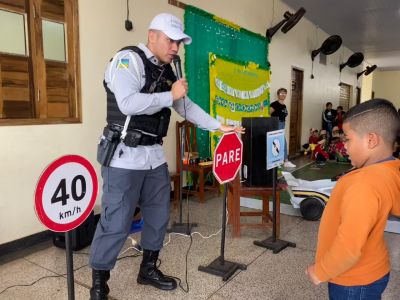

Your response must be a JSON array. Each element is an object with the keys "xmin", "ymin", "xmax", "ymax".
[{"xmin": 90, "ymin": 13, "xmax": 243, "ymax": 299}]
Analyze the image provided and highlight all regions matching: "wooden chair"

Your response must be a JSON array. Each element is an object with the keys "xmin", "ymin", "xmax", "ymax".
[
  {"xmin": 176, "ymin": 120, "xmax": 218, "ymax": 202},
  {"xmin": 227, "ymin": 175, "xmax": 282, "ymax": 238}
]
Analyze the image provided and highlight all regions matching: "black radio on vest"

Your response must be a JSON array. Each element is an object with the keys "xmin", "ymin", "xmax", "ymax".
[{"xmin": 172, "ymin": 55, "xmax": 182, "ymax": 79}]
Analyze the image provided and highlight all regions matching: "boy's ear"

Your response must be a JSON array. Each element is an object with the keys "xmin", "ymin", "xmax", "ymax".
[{"xmin": 367, "ymin": 132, "xmax": 379, "ymax": 149}]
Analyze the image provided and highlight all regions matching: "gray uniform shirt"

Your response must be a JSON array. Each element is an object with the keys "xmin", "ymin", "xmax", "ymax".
[{"xmin": 104, "ymin": 43, "xmax": 221, "ymax": 170}]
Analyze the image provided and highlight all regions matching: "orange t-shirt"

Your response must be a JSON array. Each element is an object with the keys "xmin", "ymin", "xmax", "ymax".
[{"xmin": 315, "ymin": 160, "xmax": 400, "ymax": 286}]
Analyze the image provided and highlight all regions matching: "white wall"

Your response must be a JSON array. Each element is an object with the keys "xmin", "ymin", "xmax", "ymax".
[
  {"xmin": 267, "ymin": 4, "xmax": 360, "ymax": 142},
  {"xmin": 361, "ymin": 70, "xmax": 374, "ymax": 102},
  {"xmin": 372, "ymin": 71, "xmax": 400, "ymax": 108},
  {"xmin": 0, "ymin": 0, "xmax": 362, "ymax": 244}
]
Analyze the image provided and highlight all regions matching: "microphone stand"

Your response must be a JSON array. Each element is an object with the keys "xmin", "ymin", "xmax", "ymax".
[
  {"xmin": 167, "ymin": 121, "xmax": 197, "ymax": 235},
  {"xmin": 167, "ymin": 55, "xmax": 197, "ymax": 235}
]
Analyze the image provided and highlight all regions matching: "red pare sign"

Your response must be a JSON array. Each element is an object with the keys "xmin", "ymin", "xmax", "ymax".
[{"xmin": 213, "ymin": 132, "xmax": 243, "ymax": 184}]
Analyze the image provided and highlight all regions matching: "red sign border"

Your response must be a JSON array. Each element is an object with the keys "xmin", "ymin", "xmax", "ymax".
[
  {"xmin": 34, "ymin": 155, "xmax": 98, "ymax": 232},
  {"xmin": 213, "ymin": 132, "xmax": 243, "ymax": 184}
]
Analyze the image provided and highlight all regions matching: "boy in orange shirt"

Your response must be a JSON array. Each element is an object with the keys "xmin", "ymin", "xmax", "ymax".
[{"xmin": 306, "ymin": 99, "xmax": 400, "ymax": 299}]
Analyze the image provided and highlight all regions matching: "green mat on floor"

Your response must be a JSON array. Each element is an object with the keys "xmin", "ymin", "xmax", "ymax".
[{"xmin": 292, "ymin": 161, "xmax": 352, "ymax": 181}]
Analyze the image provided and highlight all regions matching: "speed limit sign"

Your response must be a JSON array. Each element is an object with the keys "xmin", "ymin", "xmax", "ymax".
[{"xmin": 35, "ymin": 155, "xmax": 98, "ymax": 232}]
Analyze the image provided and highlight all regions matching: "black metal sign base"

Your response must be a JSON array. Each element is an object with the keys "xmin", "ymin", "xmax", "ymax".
[
  {"xmin": 167, "ymin": 222, "xmax": 198, "ymax": 235},
  {"xmin": 198, "ymin": 183, "xmax": 246, "ymax": 281},
  {"xmin": 198, "ymin": 256, "xmax": 247, "ymax": 281},
  {"xmin": 254, "ymin": 237, "xmax": 296, "ymax": 254},
  {"xmin": 253, "ymin": 167, "xmax": 296, "ymax": 254}
]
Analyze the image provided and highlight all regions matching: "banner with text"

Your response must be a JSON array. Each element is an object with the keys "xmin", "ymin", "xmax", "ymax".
[{"xmin": 209, "ymin": 53, "xmax": 271, "ymax": 153}]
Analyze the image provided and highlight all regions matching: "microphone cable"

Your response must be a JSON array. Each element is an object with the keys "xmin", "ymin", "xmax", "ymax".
[{"xmin": 168, "ymin": 54, "xmax": 230, "ymax": 293}]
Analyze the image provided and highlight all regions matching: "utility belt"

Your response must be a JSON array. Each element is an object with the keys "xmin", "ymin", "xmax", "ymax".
[
  {"xmin": 97, "ymin": 124, "xmax": 163, "ymax": 167},
  {"xmin": 123, "ymin": 128, "xmax": 163, "ymax": 147},
  {"xmin": 107, "ymin": 124, "xmax": 164, "ymax": 146}
]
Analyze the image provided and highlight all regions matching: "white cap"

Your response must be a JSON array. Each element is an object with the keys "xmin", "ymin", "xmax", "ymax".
[{"xmin": 149, "ymin": 13, "xmax": 192, "ymax": 45}]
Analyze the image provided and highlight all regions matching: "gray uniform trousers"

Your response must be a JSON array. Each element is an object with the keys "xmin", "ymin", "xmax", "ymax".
[{"xmin": 89, "ymin": 163, "xmax": 170, "ymax": 270}]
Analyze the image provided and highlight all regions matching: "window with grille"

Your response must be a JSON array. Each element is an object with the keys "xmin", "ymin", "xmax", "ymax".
[
  {"xmin": 0, "ymin": 0, "xmax": 81, "ymax": 125},
  {"xmin": 339, "ymin": 82, "xmax": 352, "ymax": 111}
]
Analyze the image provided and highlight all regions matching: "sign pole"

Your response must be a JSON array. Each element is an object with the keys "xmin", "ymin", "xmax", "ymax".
[
  {"xmin": 272, "ymin": 167, "xmax": 277, "ymax": 242},
  {"xmin": 254, "ymin": 130, "xmax": 296, "ymax": 253},
  {"xmin": 34, "ymin": 155, "xmax": 98, "ymax": 300},
  {"xmin": 199, "ymin": 183, "xmax": 246, "ymax": 280},
  {"xmin": 199, "ymin": 133, "xmax": 246, "ymax": 281},
  {"xmin": 219, "ymin": 183, "xmax": 227, "ymax": 263},
  {"xmin": 65, "ymin": 231, "xmax": 75, "ymax": 300}
]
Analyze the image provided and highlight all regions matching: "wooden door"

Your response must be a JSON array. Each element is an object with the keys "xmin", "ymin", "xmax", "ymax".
[
  {"xmin": 356, "ymin": 87, "xmax": 361, "ymax": 105},
  {"xmin": 289, "ymin": 68, "xmax": 303, "ymax": 157}
]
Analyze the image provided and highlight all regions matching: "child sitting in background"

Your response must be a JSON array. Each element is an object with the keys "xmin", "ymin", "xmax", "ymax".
[
  {"xmin": 309, "ymin": 128, "xmax": 320, "ymax": 144},
  {"xmin": 303, "ymin": 128, "xmax": 320, "ymax": 155},
  {"xmin": 314, "ymin": 139, "xmax": 329, "ymax": 164},
  {"xmin": 329, "ymin": 137, "xmax": 350, "ymax": 163},
  {"xmin": 331, "ymin": 126, "xmax": 340, "ymax": 139},
  {"xmin": 319, "ymin": 129, "xmax": 328, "ymax": 141}
]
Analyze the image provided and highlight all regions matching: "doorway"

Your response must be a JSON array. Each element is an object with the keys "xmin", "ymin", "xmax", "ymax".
[
  {"xmin": 339, "ymin": 82, "xmax": 352, "ymax": 111},
  {"xmin": 356, "ymin": 87, "xmax": 361, "ymax": 105},
  {"xmin": 289, "ymin": 68, "xmax": 303, "ymax": 157}
]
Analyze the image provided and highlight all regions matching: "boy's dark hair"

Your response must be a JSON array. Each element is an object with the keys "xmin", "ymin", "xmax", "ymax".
[
  {"xmin": 337, "ymin": 106, "xmax": 343, "ymax": 110},
  {"xmin": 343, "ymin": 98, "xmax": 400, "ymax": 145},
  {"xmin": 277, "ymin": 88, "xmax": 287, "ymax": 95},
  {"xmin": 326, "ymin": 102, "xmax": 332, "ymax": 107}
]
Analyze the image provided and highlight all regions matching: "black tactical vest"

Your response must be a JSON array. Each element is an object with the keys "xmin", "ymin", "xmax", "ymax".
[{"xmin": 104, "ymin": 46, "xmax": 176, "ymax": 137}]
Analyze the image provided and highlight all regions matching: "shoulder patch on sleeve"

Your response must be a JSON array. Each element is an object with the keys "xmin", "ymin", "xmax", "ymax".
[{"xmin": 119, "ymin": 58, "xmax": 129, "ymax": 69}]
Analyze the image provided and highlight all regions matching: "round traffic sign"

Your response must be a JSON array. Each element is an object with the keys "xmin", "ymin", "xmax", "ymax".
[
  {"xmin": 213, "ymin": 132, "xmax": 243, "ymax": 184},
  {"xmin": 34, "ymin": 155, "xmax": 98, "ymax": 232}
]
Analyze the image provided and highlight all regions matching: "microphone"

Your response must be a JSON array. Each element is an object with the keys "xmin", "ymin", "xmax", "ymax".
[{"xmin": 172, "ymin": 55, "xmax": 182, "ymax": 79}]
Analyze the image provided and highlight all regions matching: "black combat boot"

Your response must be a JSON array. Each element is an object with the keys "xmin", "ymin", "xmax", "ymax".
[
  {"xmin": 137, "ymin": 249, "xmax": 177, "ymax": 290},
  {"xmin": 90, "ymin": 269, "xmax": 110, "ymax": 300}
]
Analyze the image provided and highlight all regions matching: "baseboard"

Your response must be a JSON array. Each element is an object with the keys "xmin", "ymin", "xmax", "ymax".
[
  {"xmin": 0, "ymin": 230, "xmax": 53, "ymax": 264},
  {"xmin": 0, "ymin": 213, "xmax": 101, "ymax": 264}
]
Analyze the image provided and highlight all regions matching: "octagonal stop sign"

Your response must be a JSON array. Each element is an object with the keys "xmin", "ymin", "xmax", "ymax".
[{"xmin": 213, "ymin": 132, "xmax": 243, "ymax": 184}]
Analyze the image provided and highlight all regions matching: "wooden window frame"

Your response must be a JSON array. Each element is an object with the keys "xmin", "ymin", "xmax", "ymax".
[{"xmin": 0, "ymin": 0, "xmax": 81, "ymax": 126}]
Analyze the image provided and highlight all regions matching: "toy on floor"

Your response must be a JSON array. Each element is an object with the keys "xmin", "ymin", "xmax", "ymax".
[{"xmin": 282, "ymin": 171, "xmax": 336, "ymax": 221}]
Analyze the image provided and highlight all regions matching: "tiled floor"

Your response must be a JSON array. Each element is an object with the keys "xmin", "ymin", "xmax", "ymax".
[{"xmin": 1, "ymin": 159, "xmax": 399, "ymax": 300}]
